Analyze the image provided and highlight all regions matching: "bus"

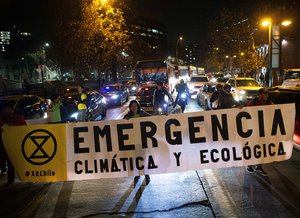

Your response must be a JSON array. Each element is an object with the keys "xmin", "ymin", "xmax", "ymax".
[{"xmin": 134, "ymin": 59, "xmax": 177, "ymax": 91}]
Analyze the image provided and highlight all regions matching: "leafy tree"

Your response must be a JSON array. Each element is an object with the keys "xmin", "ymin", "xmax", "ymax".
[{"xmin": 51, "ymin": 0, "xmax": 131, "ymax": 81}]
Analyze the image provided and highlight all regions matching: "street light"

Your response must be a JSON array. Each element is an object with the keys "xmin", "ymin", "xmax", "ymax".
[
  {"xmin": 175, "ymin": 36, "xmax": 183, "ymax": 65},
  {"xmin": 261, "ymin": 18, "xmax": 292, "ymax": 87},
  {"xmin": 41, "ymin": 42, "xmax": 50, "ymax": 91}
]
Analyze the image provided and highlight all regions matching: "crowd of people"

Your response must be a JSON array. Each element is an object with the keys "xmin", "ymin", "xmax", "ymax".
[{"xmin": 0, "ymin": 80, "xmax": 273, "ymax": 188}]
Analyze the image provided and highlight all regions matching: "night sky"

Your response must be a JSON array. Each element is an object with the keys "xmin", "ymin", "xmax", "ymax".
[{"xmin": 0, "ymin": 0, "xmax": 283, "ymax": 47}]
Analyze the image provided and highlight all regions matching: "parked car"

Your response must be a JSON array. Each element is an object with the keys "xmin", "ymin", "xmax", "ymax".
[
  {"xmin": 197, "ymin": 82, "xmax": 224, "ymax": 110},
  {"xmin": 268, "ymin": 86, "xmax": 300, "ymax": 148},
  {"xmin": 188, "ymin": 75, "xmax": 209, "ymax": 96},
  {"xmin": 62, "ymin": 86, "xmax": 107, "ymax": 121},
  {"xmin": 0, "ymin": 95, "xmax": 48, "ymax": 119},
  {"xmin": 100, "ymin": 83, "xmax": 129, "ymax": 106},
  {"xmin": 136, "ymin": 84, "xmax": 157, "ymax": 113},
  {"xmin": 226, "ymin": 77, "xmax": 262, "ymax": 104}
]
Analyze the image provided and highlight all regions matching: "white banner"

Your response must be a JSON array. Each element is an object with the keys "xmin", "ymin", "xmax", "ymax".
[{"xmin": 66, "ymin": 104, "xmax": 295, "ymax": 180}]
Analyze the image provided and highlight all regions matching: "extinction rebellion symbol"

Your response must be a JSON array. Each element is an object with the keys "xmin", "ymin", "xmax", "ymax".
[{"xmin": 22, "ymin": 129, "xmax": 57, "ymax": 165}]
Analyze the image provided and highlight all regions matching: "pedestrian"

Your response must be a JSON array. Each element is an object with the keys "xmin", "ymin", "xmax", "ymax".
[
  {"xmin": 246, "ymin": 87, "xmax": 272, "ymax": 176},
  {"xmin": 22, "ymin": 79, "xmax": 31, "ymax": 94},
  {"xmin": 77, "ymin": 86, "xmax": 88, "ymax": 122},
  {"xmin": 47, "ymin": 94, "xmax": 69, "ymax": 123},
  {"xmin": 217, "ymin": 84, "xmax": 241, "ymax": 109},
  {"xmin": 0, "ymin": 103, "xmax": 27, "ymax": 186},
  {"xmin": 124, "ymin": 100, "xmax": 151, "ymax": 184},
  {"xmin": 210, "ymin": 83, "xmax": 223, "ymax": 109}
]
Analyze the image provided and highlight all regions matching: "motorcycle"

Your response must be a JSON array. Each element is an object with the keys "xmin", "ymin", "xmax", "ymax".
[
  {"xmin": 177, "ymin": 92, "xmax": 188, "ymax": 112},
  {"xmin": 154, "ymin": 95, "xmax": 172, "ymax": 115}
]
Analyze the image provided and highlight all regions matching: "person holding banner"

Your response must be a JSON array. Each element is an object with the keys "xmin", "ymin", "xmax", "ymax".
[
  {"xmin": 124, "ymin": 100, "xmax": 151, "ymax": 184},
  {"xmin": 0, "ymin": 103, "xmax": 27, "ymax": 187},
  {"xmin": 246, "ymin": 87, "xmax": 273, "ymax": 176},
  {"xmin": 47, "ymin": 94, "xmax": 69, "ymax": 124}
]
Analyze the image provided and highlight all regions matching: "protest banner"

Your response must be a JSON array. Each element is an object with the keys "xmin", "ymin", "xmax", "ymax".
[{"xmin": 2, "ymin": 104, "xmax": 295, "ymax": 182}]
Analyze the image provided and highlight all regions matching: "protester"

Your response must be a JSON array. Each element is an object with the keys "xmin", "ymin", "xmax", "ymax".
[
  {"xmin": 0, "ymin": 103, "xmax": 27, "ymax": 186},
  {"xmin": 153, "ymin": 81, "xmax": 173, "ymax": 115},
  {"xmin": 217, "ymin": 84, "xmax": 241, "ymax": 109},
  {"xmin": 209, "ymin": 83, "xmax": 223, "ymax": 109},
  {"xmin": 77, "ymin": 86, "xmax": 88, "ymax": 122},
  {"xmin": 124, "ymin": 100, "xmax": 151, "ymax": 184},
  {"xmin": 47, "ymin": 94, "xmax": 69, "ymax": 123},
  {"xmin": 246, "ymin": 87, "xmax": 273, "ymax": 176}
]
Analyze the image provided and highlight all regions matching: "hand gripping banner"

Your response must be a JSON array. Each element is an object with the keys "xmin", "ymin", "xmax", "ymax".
[{"xmin": 2, "ymin": 104, "xmax": 296, "ymax": 182}]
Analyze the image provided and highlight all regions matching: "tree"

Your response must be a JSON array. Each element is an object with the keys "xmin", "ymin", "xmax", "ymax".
[{"xmin": 51, "ymin": 0, "xmax": 131, "ymax": 81}]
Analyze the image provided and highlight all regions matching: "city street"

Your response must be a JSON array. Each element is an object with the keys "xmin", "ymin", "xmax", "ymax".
[{"xmin": 0, "ymin": 97, "xmax": 300, "ymax": 217}]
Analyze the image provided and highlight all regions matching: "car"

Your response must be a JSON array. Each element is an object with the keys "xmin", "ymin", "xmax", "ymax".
[
  {"xmin": 187, "ymin": 75, "xmax": 209, "ymax": 96},
  {"xmin": 196, "ymin": 82, "xmax": 224, "ymax": 110},
  {"xmin": 100, "ymin": 83, "xmax": 129, "ymax": 106},
  {"xmin": 125, "ymin": 79, "xmax": 138, "ymax": 95},
  {"xmin": 268, "ymin": 86, "xmax": 300, "ymax": 148},
  {"xmin": 226, "ymin": 77, "xmax": 262, "ymax": 104},
  {"xmin": 135, "ymin": 84, "xmax": 157, "ymax": 113},
  {"xmin": 209, "ymin": 72, "xmax": 225, "ymax": 82},
  {"xmin": 62, "ymin": 85, "xmax": 107, "ymax": 121},
  {"xmin": 281, "ymin": 79, "xmax": 300, "ymax": 87},
  {"xmin": 0, "ymin": 94, "xmax": 48, "ymax": 119}
]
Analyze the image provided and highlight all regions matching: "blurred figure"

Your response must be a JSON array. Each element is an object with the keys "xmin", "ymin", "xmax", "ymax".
[
  {"xmin": 218, "ymin": 84, "xmax": 240, "ymax": 109},
  {"xmin": 22, "ymin": 79, "xmax": 31, "ymax": 94},
  {"xmin": 0, "ymin": 103, "xmax": 27, "ymax": 186},
  {"xmin": 153, "ymin": 81, "xmax": 173, "ymax": 115},
  {"xmin": 210, "ymin": 83, "xmax": 223, "ymax": 109},
  {"xmin": 47, "ymin": 94, "xmax": 69, "ymax": 123},
  {"xmin": 77, "ymin": 86, "xmax": 88, "ymax": 122},
  {"xmin": 246, "ymin": 88, "xmax": 272, "ymax": 176},
  {"xmin": 124, "ymin": 100, "xmax": 150, "ymax": 184},
  {"xmin": 172, "ymin": 79, "xmax": 189, "ymax": 109}
]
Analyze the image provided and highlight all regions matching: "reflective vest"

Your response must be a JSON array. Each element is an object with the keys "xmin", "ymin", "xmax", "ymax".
[
  {"xmin": 77, "ymin": 92, "xmax": 87, "ymax": 110},
  {"xmin": 47, "ymin": 102, "xmax": 62, "ymax": 123}
]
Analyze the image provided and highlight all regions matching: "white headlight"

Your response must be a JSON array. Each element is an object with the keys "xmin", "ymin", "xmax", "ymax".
[
  {"xmin": 234, "ymin": 96, "xmax": 240, "ymax": 102},
  {"xmin": 181, "ymin": 93, "xmax": 187, "ymax": 98},
  {"xmin": 71, "ymin": 112, "xmax": 78, "ymax": 119},
  {"xmin": 111, "ymin": 94, "xmax": 119, "ymax": 99},
  {"xmin": 240, "ymin": 90, "xmax": 246, "ymax": 95}
]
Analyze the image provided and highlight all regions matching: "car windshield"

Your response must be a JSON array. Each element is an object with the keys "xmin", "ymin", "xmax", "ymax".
[
  {"xmin": 102, "ymin": 86, "xmax": 120, "ymax": 92},
  {"xmin": 190, "ymin": 77, "xmax": 208, "ymax": 82},
  {"xmin": 236, "ymin": 80, "xmax": 260, "ymax": 87}
]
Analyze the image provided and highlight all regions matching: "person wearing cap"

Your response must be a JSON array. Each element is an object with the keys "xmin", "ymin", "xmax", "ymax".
[
  {"xmin": 246, "ymin": 87, "xmax": 273, "ymax": 176},
  {"xmin": 153, "ymin": 81, "xmax": 173, "ymax": 115}
]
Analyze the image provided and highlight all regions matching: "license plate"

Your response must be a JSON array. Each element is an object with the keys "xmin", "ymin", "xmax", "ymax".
[{"xmin": 144, "ymin": 107, "xmax": 153, "ymax": 111}]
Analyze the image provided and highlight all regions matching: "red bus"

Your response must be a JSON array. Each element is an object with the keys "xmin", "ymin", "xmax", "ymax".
[{"xmin": 134, "ymin": 59, "xmax": 176, "ymax": 91}]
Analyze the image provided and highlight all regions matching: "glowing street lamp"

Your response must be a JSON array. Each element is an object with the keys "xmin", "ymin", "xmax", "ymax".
[
  {"xmin": 261, "ymin": 18, "xmax": 292, "ymax": 87},
  {"xmin": 175, "ymin": 36, "xmax": 183, "ymax": 65}
]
